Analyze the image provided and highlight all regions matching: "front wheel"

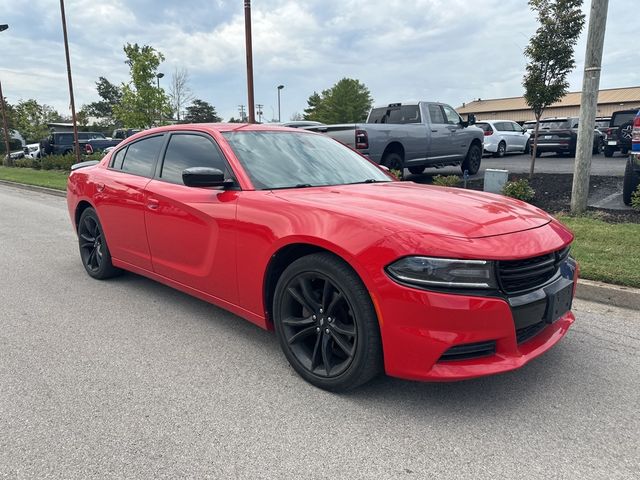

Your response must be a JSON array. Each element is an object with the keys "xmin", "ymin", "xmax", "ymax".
[
  {"xmin": 78, "ymin": 208, "xmax": 122, "ymax": 279},
  {"xmin": 461, "ymin": 143, "xmax": 482, "ymax": 175},
  {"xmin": 273, "ymin": 253, "xmax": 382, "ymax": 391},
  {"xmin": 622, "ymin": 158, "xmax": 639, "ymax": 206}
]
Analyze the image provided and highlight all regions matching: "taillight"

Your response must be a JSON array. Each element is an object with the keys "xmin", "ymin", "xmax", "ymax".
[
  {"xmin": 484, "ymin": 128, "xmax": 493, "ymax": 136},
  {"xmin": 355, "ymin": 129, "xmax": 368, "ymax": 149},
  {"xmin": 85, "ymin": 144, "xmax": 94, "ymax": 155},
  {"xmin": 632, "ymin": 115, "xmax": 640, "ymax": 144}
]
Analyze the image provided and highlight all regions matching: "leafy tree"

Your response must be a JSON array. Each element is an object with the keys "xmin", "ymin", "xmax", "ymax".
[
  {"xmin": 169, "ymin": 67, "xmax": 195, "ymax": 122},
  {"xmin": 183, "ymin": 99, "xmax": 221, "ymax": 123},
  {"xmin": 12, "ymin": 99, "xmax": 62, "ymax": 143},
  {"xmin": 84, "ymin": 77, "xmax": 122, "ymax": 125},
  {"xmin": 523, "ymin": 0, "xmax": 585, "ymax": 177},
  {"xmin": 113, "ymin": 43, "xmax": 171, "ymax": 128},
  {"xmin": 303, "ymin": 79, "xmax": 373, "ymax": 124},
  {"xmin": 227, "ymin": 117, "xmax": 242, "ymax": 123}
]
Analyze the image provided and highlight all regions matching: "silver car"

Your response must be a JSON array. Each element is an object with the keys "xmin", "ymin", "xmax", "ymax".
[{"xmin": 477, "ymin": 120, "xmax": 531, "ymax": 157}]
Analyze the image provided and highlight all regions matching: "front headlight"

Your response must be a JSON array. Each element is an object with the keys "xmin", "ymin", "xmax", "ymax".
[{"xmin": 386, "ymin": 256, "xmax": 498, "ymax": 289}]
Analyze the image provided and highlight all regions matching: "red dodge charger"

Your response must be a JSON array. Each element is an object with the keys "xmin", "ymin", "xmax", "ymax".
[{"xmin": 67, "ymin": 124, "xmax": 577, "ymax": 391}]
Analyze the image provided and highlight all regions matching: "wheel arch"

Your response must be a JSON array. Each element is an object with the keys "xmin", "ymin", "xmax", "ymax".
[
  {"xmin": 381, "ymin": 142, "xmax": 405, "ymax": 162},
  {"xmin": 262, "ymin": 242, "xmax": 374, "ymax": 329},
  {"xmin": 75, "ymin": 200, "xmax": 94, "ymax": 230}
]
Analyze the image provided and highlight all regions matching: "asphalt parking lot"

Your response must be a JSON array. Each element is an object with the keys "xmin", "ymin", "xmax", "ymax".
[{"xmin": 1, "ymin": 184, "xmax": 639, "ymax": 479}]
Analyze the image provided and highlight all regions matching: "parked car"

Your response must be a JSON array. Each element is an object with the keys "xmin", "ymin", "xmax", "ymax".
[
  {"xmin": 622, "ymin": 111, "xmax": 640, "ymax": 205},
  {"xmin": 532, "ymin": 117, "xmax": 603, "ymax": 157},
  {"xmin": 476, "ymin": 120, "xmax": 530, "ymax": 157},
  {"xmin": 112, "ymin": 128, "xmax": 142, "ymax": 140},
  {"xmin": 2, "ymin": 138, "xmax": 25, "ymax": 162},
  {"xmin": 523, "ymin": 120, "xmax": 536, "ymax": 135},
  {"xmin": 24, "ymin": 143, "xmax": 41, "ymax": 159},
  {"xmin": 83, "ymin": 128, "xmax": 143, "ymax": 154},
  {"xmin": 305, "ymin": 102, "xmax": 484, "ymax": 175},
  {"xmin": 67, "ymin": 123, "xmax": 578, "ymax": 391},
  {"xmin": 595, "ymin": 117, "xmax": 611, "ymax": 131},
  {"xmin": 42, "ymin": 131, "xmax": 108, "ymax": 156},
  {"xmin": 603, "ymin": 108, "xmax": 639, "ymax": 157}
]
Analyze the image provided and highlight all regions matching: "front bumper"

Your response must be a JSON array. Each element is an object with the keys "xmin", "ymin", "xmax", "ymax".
[{"xmin": 374, "ymin": 259, "xmax": 578, "ymax": 382}]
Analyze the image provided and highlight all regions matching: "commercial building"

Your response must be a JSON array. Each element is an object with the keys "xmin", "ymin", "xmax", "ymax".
[{"xmin": 457, "ymin": 86, "xmax": 640, "ymax": 122}]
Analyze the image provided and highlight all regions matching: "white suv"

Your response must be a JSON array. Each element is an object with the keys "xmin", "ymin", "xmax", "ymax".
[{"xmin": 477, "ymin": 120, "xmax": 531, "ymax": 157}]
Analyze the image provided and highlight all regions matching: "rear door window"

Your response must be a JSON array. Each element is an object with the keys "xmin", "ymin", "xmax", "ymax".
[
  {"xmin": 441, "ymin": 105, "xmax": 461, "ymax": 125},
  {"xmin": 160, "ymin": 134, "xmax": 228, "ymax": 185},
  {"xmin": 120, "ymin": 135, "xmax": 164, "ymax": 177},
  {"xmin": 428, "ymin": 104, "xmax": 446, "ymax": 125}
]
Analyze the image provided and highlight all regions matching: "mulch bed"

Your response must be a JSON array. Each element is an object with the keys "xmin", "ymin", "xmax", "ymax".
[{"xmin": 463, "ymin": 174, "xmax": 639, "ymax": 224}]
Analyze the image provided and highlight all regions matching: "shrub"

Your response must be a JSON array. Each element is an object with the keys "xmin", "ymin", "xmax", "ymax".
[
  {"xmin": 13, "ymin": 158, "xmax": 38, "ymax": 169},
  {"xmin": 432, "ymin": 175, "xmax": 461, "ymax": 187},
  {"xmin": 632, "ymin": 186, "xmax": 640, "ymax": 211},
  {"xmin": 503, "ymin": 178, "xmax": 535, "ymax": 202},
  {"xmin": 40, "ymin": 154, "xmax": 76, "ymax": 171},
  {"xmin": 389, "ymin": 169, "xmax": 402, "ymax": 180}
]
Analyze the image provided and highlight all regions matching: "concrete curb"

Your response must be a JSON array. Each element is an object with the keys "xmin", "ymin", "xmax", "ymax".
[
  {"xmin": 0, "ymin": 179, "xmax": 66, "ymax": 198},
  {"xmin": 1, "ymin": 178, "xmax": 639, "ymax": 310},
  {"xmin": 576, "ymin": 279, "xmax": 640, "ymax": 311}
]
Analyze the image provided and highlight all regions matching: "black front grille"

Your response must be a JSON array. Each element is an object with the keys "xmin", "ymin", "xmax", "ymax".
[
  {"xmin": 438, "ymin": 341, "xmax": 496, "ymax": 362},
  {"xmin": 516, "ymin": 321, "xmax": 547, "ymax": 344},
  {"xmin": 497, "ymin": 247, "xmax": 570, "ymax": 294}
]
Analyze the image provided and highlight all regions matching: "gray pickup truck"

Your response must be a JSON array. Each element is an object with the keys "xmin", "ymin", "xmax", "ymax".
[{"xmin": 306, "ymin": 101, "xmax": 484, "ymax": 175}]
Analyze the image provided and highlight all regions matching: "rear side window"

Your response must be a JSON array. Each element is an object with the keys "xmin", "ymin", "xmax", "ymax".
[
  {"xmin": 367, "ymin": 108, "xmax": 386, "ymax": 123},
  {"xmin": 56, "ymin": 133, "xmax": 74, "ymax": 145},
  {"xmin": 367, "ymin": 105, "xmax": 421, "ymax": 124},
  {"xmin": 428, "ymin": 105, "xmax": 446, "ymax": 125},
  {"xmin": 120, "ymin": 135, "xmax": 163, "ymax": 177},
  {"xmin": 111, "ymin": 147, "xmax": 127, "ymax": 169},
  {"xmin": 160, "ymin": 134, "xmax": 228, "ymax": 184}
]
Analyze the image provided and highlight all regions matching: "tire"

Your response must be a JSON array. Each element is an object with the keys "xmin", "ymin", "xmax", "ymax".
[
  {"xmin": 492, "ymin": 141, "xmax": 506, "ymax": 158},
  {"xmin": 524, "ymin": 140, "xmax": 531, "ymax": 155},
  {"xmin": 621, "ymin": 147, "xmax": 629, "ymax": 155},
  {"xmin": 272, "ymin": 253, "xmax": 383, "ymax": 391},
  {"xmin": 461, "ymin": 143, "xmax": 482, "ymax": 175},
  {"xmin": 535, "ymin": 149, "xmax": 543, "ymax": 158},
  {"xmin": 604, "ymin": 146, "xmax": 614, "ymax": 158},
  {"xmin": 622, "ymin": 158, "xmax": 639, "ymax": 206},
  {"xmin": 382, "ymin": 152, "xmax": 404, "ymax": 179},
  {"xmin": 77, "ymin": 208, "xmax": 122, "ymax": 280},
  {"xmin": 593, "ymin": 138, "xmax": 602, "ymax": 155},
  {"xmin": 408, "ymin": 166, "xmax": 425, "ymax": 175}
]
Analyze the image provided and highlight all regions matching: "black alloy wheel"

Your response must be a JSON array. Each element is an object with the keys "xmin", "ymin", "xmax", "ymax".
[
  {"xmin": 273, "ymin": 253, "xmax": 382, "ymax": 391},
  {"xmin": 78, "ymin": 208, "xmax": 121, "ymax": 279},
  {"xmin": 382, "ymin": 152, "xmax": 404, "ymax": 179},
  {"xmin": 461, "ymin": 143, "xmax": 482, "ymax": 175}
]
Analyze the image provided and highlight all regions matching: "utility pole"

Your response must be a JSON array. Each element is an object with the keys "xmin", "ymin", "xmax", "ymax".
[
  {"xmin": 243, "ymin": 0, "xmax": 255, "ymax": 123},
  {"xmin": 59, "ymin": 0, "xmax": 81, "ymax": 164},
  {"xmin": 238, "ymin": 105, "xmax": 246, "ymax": 122},
  {"xmin": 256, "ymin": 104, "xmax": 263, "ymax": 123},
  {"xmin": 571, "ymin": 0, "xmax": 609, "ymax": 214}
]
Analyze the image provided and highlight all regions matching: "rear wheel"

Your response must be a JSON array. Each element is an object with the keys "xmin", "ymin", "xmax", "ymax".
[
  {"xmin": 492, "ymin": 141, "xmax": 506, "ymax": 158},
  {"xmin": 461, "ymin": 143, "xmax": 482, "ymax": 175},
  {"xmin": 408, "ymin": 166, "xmax": 425, "ymax": 175},
  {"xmin": 382, "ymin": 152, "xmax": 403, "ymax": 179},
  {"xmin": 273, "ymin": 253, "xmax": 382, "ymax": 391},
  {"xmin": 622, "ymin": 158, "xmax": 639, "ymax": 206},
  {"xmin": 604, "ymin": 146, "xmax": 614, "ymax": 158},
  {"xmin": 78, "ymin": 208, "xmax": 121, "ymax": 280},
  {"xmin": 535, "ymin": 149, "xmax": 543, "ymax": 158}
]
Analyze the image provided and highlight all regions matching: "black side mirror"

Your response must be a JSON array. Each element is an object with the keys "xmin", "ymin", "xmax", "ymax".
[
  {"xmin": 182, "ymin": 167, "xmax": 230, "ymax": 188},
  {"xmin": 467, "ymin": 113, "xmax": 476, "ymax": 126}
]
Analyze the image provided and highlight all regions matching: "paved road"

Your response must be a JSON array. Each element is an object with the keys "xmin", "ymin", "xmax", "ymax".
[{"xmin": 1, "ymin": 185, "xmax": 638, "ymax": 479}]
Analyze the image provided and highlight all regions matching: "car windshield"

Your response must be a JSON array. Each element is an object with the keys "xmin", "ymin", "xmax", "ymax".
[
  {"xmin": 539, "ymin": 120, "xmax": 570, "ymax": 129},
  {"xmin": 222, "ymin": 131, "xmax": 391, "ymax": 190}
]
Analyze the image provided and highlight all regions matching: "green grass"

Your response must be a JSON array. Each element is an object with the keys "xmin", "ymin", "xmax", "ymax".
[
  {"xmin": 0, "ymin": 166, "xmax": 68, "ymax": 191},
  {"xmin": 557, "ymin": 214, "xmax": 640, "ymax": 288}
]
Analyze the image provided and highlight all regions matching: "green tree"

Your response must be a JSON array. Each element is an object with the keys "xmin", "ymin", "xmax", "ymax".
[
  {"xmin": 84, "ymin": 77, "xmax": 123, "ymax": 126},
  {"xmin": 113, "ymin": 43, "xmax": 171, "ymax": 128},
  {"xmin": 303, "ymin": 79, "xmax": 373, "ymax": 124},
  {"xmin": 227, "ymin": 117, "xmax": 242, "ymax": 123},
  {"xmin": 183, "ymin": 99, "xmax": 221, "ymax": 123},
  {"xmin": 12, "ymin": 99, "xmax": 62, "ymax": 143},
  {"xmin": 523, "ymin": 0, "xmax": 585, "ymax": 177}
]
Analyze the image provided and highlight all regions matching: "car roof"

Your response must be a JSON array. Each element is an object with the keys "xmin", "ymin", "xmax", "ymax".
[
  {"xmin": 477, "ymin": 119, "xmax": 517, "ymax": 124},
  {"xmin": 124, "ymin": 123, "xmax": 314, "ymax": 139}
]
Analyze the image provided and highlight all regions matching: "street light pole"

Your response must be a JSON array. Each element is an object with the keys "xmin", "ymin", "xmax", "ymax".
[
  {"xmin": 156, "ymin": 72, "xmax": 164, "ymax": 125},
  {"xmin": 244, "ymin": 0, "xmax": 255, "ymax": 123},
  {"xmin": 59, "ymin": 0, "xmax": 82, "ymax": 164},
  {"xmin": 277, "ymin": 85, "xmax": 284, "ymax": 122},
  {"xmin": 0, "ymin": 24, "xmax": 11, "ymax": 165}
]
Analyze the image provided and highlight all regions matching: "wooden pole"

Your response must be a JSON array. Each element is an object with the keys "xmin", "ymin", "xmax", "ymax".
[
  {"xmin": 571, "ymin": 0, "xmax": 609, "ymax": 214},
  {"xmin": 59, "ymin": 0, "xmax": 82, "ymax": 164},
  {"xmin": 244, "ymin": 0, "xmax": 255, "ymax": 124}
]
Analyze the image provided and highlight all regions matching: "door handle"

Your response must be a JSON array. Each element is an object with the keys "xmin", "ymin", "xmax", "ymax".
[
  {"xmin": 147, "ymin": 198, "xmax": 160, "ymax": 210},
  {"xmin": 431, "ymin": 129, "xmax": 438, "ymax": 133}
]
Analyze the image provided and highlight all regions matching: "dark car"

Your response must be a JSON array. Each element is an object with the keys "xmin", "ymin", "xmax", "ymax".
[
  {"xmin": 532, "ymin": 117, "xmax": 603, "ymax": 157},
  {"xmin": 604, "ymin": 108, "xmax": 639, "ymax": 157},
  {"xmin": 623, "ymin": 111, "xmax": 640, "ymax": 205},
  {"xmin": 42, "ymin": 132, "xmax": 108, "ymax": 156}
]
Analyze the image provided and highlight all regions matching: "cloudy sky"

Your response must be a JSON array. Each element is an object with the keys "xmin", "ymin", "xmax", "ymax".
[{"xmin": 0, "ymin": 0, "xmax": 635, "ymax": 122}]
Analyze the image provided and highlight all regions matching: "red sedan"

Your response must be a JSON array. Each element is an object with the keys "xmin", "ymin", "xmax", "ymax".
[{"xmin": 67, "ymin": 124, "xmax": 578, "ymax": 391}]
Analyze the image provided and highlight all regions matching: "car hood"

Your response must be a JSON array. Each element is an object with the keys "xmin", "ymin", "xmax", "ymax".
[{"xmin": 272, "ymin": 182, "xmax": 551, "ymax": 239}]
